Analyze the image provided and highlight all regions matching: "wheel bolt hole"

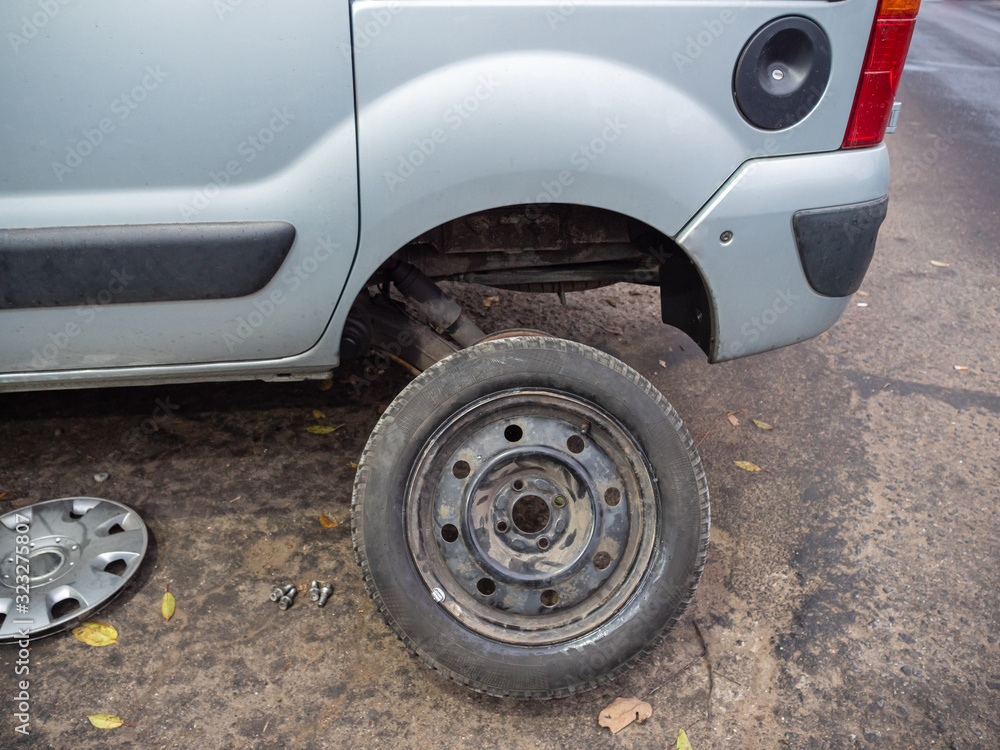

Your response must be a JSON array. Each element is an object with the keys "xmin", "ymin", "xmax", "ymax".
[
  {"xmin": 540, "ymin": 589, "xmax": 559, "ymax": 607},
  {"xmin": 593, "ymin": 551, "xmax": 612, "ymax": 570},
  {"xmin": 452, "ymin": 461, "xmax": 471, "ymax": 479},
  {"xmin": 537, "ymin": 537, "xmax": 550, "ymax": 550},
  {"xmin": 441, "ymin": 524, "xmax": 459, "ymax": 543},
  {"xmin": 477, "ymin": 578, "xmax": 496, "ymax": 596},
  {"xmin": 511, "ymin": 495, "xmax": 549, "ymax": 534},
  {"xmin": 504, "ymin": 424, "xmax": 523, "ymax": 442},
  {"xmin": 604, "ymin": 487, "xmax": 621, "ymax": 507},
  {"xmin": 567, "ymin": 435, "xmax": 585, "ymax": 453},
  {"xmin": 495, "ymin": 521, "xmax": 508, "ymax": 533},
  {"xmin": 553, "ymin": 495, "xmax": 566, "ymax": 507}
]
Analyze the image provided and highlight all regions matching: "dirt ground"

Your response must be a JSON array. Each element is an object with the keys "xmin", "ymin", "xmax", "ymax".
[{"xmin": 3, "ymin": 20, "xmax": 1000, "ymax": 750}]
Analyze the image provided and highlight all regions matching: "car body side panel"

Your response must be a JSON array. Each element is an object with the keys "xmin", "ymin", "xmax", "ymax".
[{"xmin": 0, "ymin": 0, "xmax": 358, "ymax": 373}]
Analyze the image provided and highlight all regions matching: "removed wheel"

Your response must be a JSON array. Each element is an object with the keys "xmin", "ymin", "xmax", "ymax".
[{"xmin": 352, "ymin": 336, "xmax": 709, "ymax": 698}]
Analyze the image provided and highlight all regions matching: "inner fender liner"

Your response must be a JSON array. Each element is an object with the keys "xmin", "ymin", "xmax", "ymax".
[{"xmin": 792, "ymin": 195, "xmax": 888, "ymax": 298}]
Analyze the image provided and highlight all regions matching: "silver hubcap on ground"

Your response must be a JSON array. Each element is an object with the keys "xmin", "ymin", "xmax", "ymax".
[
  {"xmin": 0, "ymin": 497, "xmax": 147, "ymax": 642},
  {"xmin": 406, "ymin": 389, "xmax": 659, "ymax": 646}
]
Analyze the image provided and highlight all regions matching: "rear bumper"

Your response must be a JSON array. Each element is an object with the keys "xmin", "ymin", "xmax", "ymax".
[{"xmin": 675, "ymin": 144, "xmax": 890, "ymax": 363}]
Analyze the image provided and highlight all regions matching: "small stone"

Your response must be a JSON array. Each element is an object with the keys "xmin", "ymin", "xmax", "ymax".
[
  {"xmin": 987, "ymin": 682, "xmax": 1000, "ymax": 691},
  {"xmin": 93, "ymin": 472, "xmax": 110, "ymax": 483},
  {"xmin": 877, "ymin": 700, "xmax": 885, "ymax": 708},
  {"xmin": 898, "ymin": 633, "xmax": 916, "ymax": 644},
  {"xmin": 988, "ymin": 636, "xmax": 998, "ymax": 644},
  {"xmin": 901, "ymin": 666, "xmax": 912, "ymax": 676},
  {"xmin": 54, "ymin": 428, "xmax": 63, "ymax": 436}
]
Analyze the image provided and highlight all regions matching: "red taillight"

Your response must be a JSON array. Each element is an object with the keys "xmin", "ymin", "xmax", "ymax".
[{"xmin": 842, "ymin": 0, "xmax": 921, "ymax": 149}]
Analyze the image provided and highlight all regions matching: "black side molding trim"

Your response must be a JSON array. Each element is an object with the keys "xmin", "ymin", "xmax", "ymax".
[
  {"xmin": 0, "ymin": 221, "xmax": 296, "ymax": 309},
  {"xmin": 793, "ymin": 196, "xmax": 888, "ymax": 298}
]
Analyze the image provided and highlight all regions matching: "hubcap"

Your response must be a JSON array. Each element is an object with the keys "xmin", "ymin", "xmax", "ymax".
[{"xmin": 406, "ymin": 389, "xmax": 658, "ymax": 645}]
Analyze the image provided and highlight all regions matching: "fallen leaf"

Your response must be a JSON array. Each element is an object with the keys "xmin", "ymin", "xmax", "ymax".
[
  {"xmin": 930, "ymin": 260, "xmax": 950, "ymax": 267},
  {"xmin": 599, "ymin": 324, "xmax": 624, "ymax": 336},
  {"xmin": 727, "ymin": 413, "xmax": 740, "ymax": 427},
  {"xmin": 319, "ymin": 514, "xmax": 338, "ymax": 528},
  {"xmin": 318, "ymin": 379, "xmax": 333, "ymax": 392},
  {"xmin": 88, "ymin": 714, "xmax": 124, "ymax": 729},
  {"xmin": 162, "ymin": 591, "xmax": 175, "ymax": 621},
  {"xmin": 605, "ymin": 298, "xmax": 618, "ymax": 308},
  {"xmin": 312, "ymin": 409, "xmax": 326, "ymax": 419},
  {"xmin": 72, "ymin": 621, "xmax": 118, "ymax": 647},
  {"xmin": 734, "ymin": 460, "xmax": 761, "ymax": 472},
  {"xmin": 752, "ymin": 419, "xmax": 774, "ymax": 430},
  {"xmin": 677, "ymin": 728, "xmax": 693, "ymax": 750},
  {"xmin": 482, "ymin": 295, "xmax": 500, "ymax": 307},
  {"xmin": 954, "ymin": 365, "xmax": 968, "ymax": 371},
  {"xmin": 856, "ymin": 290, "xmax": 870, "ymax": 297},
  {"xmin": 658, "ymin": 360, "xmax": 667, "ymax": 368},
  {"xmin": 349, "ymin": 461, "xmax": 359, "ymax": 468},
  {"xmin": 598, "ymin": 697, "xmax": 652, "ymax": 734},
  {"xmin": 306, "ymin": 424, "xmax": 344, "ymax": 435}
]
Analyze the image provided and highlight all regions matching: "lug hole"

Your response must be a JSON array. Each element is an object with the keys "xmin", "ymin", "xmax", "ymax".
[
  {"xmin": 540, "ymin": 589, "xmax": 559, "ymax": 607},
  {"xmin": 495, "ymin": 521, "xmax": 508, "ymax": 533},
  {"xmin": 452, "ymin": 461, "xmax": 471, "ymax": 479},
  {"xmin": 537, "ymin": 537, "xmax": 550, "ymax": 549},
  {"xmin": 593, "ymin": 551, "xmax": 612, "ymax": 570},
  {"xmin": 441, "ymin": 524, "xmax": 459, "ymax": 543},
  {"xmin": 512, "ymin": 478, "xmax": 524, "ymax": 491},
  {"xmin": 567, "ymin": 435, "xmax": 585, "ymax": 454},
  {"xmin": 504, "ymin": 424, "xmax": 523, "ymax": 442},
  {"xmin": 604, "ymin": 487, "xmax": 621, "ymax": 507},
  {"xmin": 511, "ymin": 495, "xmax": 550, "ymax": 534},
  {"xmin": 477, "ymin": 578, "xmax": 496, "ymax": 596}
]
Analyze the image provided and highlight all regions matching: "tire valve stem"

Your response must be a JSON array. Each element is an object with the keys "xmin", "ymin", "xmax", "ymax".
[
  {"xmin": 317, "ymin": 583, "xmax": 334, "ymax": 608},
  {"xmin": 431, "ymin": 587, "xmax": 446, "ymax": 604},
  {"xmin": 270, "ymin": 583, "xmax": 293, "ymax": 603},
  {"xmin": 278, "ymin": 586, "xmax": 298, "ymax": 611},
  {"xmin": 308, "ymin": 580, "xmax": 321, "ymax": 602}
]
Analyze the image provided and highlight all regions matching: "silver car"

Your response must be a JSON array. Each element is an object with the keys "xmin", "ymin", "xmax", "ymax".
[{"xmin": 0, "ymin": 0, "xmax": 919, "ymax": 697}]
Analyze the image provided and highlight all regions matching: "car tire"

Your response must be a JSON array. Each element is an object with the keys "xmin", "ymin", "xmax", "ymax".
[{"xmin": 352, "ymin": 336, "xmax": 709, "ymax": 698}]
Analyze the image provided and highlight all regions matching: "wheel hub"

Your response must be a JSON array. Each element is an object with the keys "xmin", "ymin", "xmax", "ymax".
[{"xmin": 406, "ymin": 389, "xmax": 658, "ymax": 645}]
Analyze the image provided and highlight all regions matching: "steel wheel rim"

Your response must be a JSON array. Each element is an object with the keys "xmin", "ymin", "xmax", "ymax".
[
  {"xmin": 0, "ymin": 497, "xmax": 147, "ymax": 642},
  {"xmin": 406, "ymin": 389, "xmax": 659, "ymax": 646}
]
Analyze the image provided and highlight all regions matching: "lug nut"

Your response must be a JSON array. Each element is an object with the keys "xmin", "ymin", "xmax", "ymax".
[
  {"xmin": 308, "ymin": 580, "xmax": 321, "ymax": 602},
  {"xmin": 278, "ymin": 586, "xmax": 298, "ymax": 610},
  {"xmin": 270, "ymin": 583, "xmax": 294, "ymax": 602},
  {"xmin": 317, "ymin": 583, "xmax": 333, "ymax": 607}
]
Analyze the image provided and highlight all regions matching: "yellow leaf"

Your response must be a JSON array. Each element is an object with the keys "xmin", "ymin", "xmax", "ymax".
[
  {"xmin": 734, "ymin": 460, "xmax": 761, "ymax": 472},
  {"xmin": 88, "ymin": 714, "xmax": 124, "ymax": 729},
  {"xmin": 598, "ymin": 697, "xmax": 652, "ymax": 734},
  {"xmin": 312, "ymin": 409, "xmax": 326, "ymax": 419},
  {"xmin": 752, "ymin": 419, "xmax": 773, "ymax": 430},
  {"xmin": 482, "ymin": 295, "xmax": 500, "ymax": 307},
  {"xmin": 162, "ymin": 591, "xmax": 175, "ymax": 621},
  {"xmin": 856, "ymin": 290, "xmax": 870, "ymax": 297},
  {"xmin": 677, "ymin": 728, "xmax": 693, "ymax": 750},
  {"xmin": 930, "ymin": 260, "xmax": 950, "ymax": 267},
  {"xmin": 72, "ymin": 621, "xmax": 118, "ymax": 647},
  {"xmin": 306, "ymin": 424, "xmax": 343, "ymax": 435},
  {"xmin": 727, "ymin": 413, "xmax": 740, "ymax": 427},
  {"xmin": 319, "ymin": 514, "xmax": 338, "ymax": 528},
  {"xmin": 349, "ymin": 461, "xmax": 359, "ymax": 468}
]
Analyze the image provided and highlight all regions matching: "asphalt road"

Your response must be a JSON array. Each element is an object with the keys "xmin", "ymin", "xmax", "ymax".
[{"xmin": 1, "ymin": 2, "xmax": 999, "ymax": 748}]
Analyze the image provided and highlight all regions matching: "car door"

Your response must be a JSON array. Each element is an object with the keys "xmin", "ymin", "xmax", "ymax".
[{"xmin": 0, "ymin": 0, "xmax": 358, "ymax": 373}]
